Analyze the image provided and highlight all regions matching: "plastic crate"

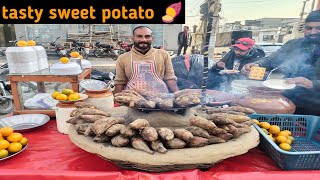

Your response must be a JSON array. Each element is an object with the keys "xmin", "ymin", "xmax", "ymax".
[{"xmin": 250, "ymin": 114, "xmax": 320, "ymax": 170}]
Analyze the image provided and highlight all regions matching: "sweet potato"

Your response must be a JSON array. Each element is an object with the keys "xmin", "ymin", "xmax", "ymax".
[
  {"xmin": 217, "ymin": 133, "xmax": 233, "ymax": 141},
  {"xmin": 84, "ymin": 124, "xmax": 94, "ymax": 137},
  {"xmin": 71, "ymin": 108, "xmax": 111, "ymax": 117},
  {"xmin": 75, "ymin": 123, "xmax": 91, "ymax": 134},
  {"xmin": 111, "ymin": 135, "xmax": 129, "ymax": 147},
  {"xmin": 91, "ymin": 117, "xmax": 126, "ymax": 136},
  {"xmin": 151, "ymin": 141, "xmax": 168, "ymax": 154},
  {"xmin": 207, "ymin": 127, "xmax": 228, "ymax": 135},
  {"xmin": 120, "ymin": 127, "xmax": 136, "ymax": 137},
  {"xmin": 226, "ymin": 124, "xmax": 239, "ymax": 134},
  {"xmin": 207, "ymin": 113, "xmax": 235, "ymax": 125},
  {"xmin": 189, "ymin": 117, "xmax": 217, "ymax": 131},
  {"xmin": 141, "ymin": 127, "xmax": 158, "ymax": 142},
  {"xmin": 233, "ymin": 127, "xmax": 251, "ymax": 138},
  {"xmin": 131, "ymin": 137, "xmax": 153, "ymax": 154},
  {"xmin": 188, "ymin": 137, "xmax": 209, "ymax": 147},
  {"xmin": 157, "ymin": 128, "xmax": 174, "ymax": 141},
  {"xmin": 232, "ymin": 122, "xmax": 249, "ymax": 128},
  {"xmin": 66, "ymin": 117, "xmax": 85, "ymax": 125},
  {"xmin": 208, "ymin": 136, "xmax": 226, "ymax": 144},
  {"xmin": 78, "ymin": 115, "xmax": 108, "ymax": 123},
  {"xmin": 173, "ymin": 129, "xmax": 193, "ymax": 142},
  {"xmin": 74, "ymin": 102, "xmax": 96, "ymax": 109},
  {"xmin": 186, "ymin": 127, "xmax": 211, "ymax": 139},
  {"xmin": 166, "ymin": 138, "xmax": 186, "ymax": 149},
  {"xmin": 129, "ymin": 119, "xmax": 150, "ymax": 130},
  {"xmin": 93, "ymin": 134, "xmax": 110, "ymax": 143},
  {"xmin": 206, "ymin": 106, "xmax": 255, "ymax": 114},
  {"xmin": 242, "ymin": 120, "xmax": 255, "ymax": 126},
  {"xmin": 105, "ymin": 124, "xmax": 125, "ymax": 136}
]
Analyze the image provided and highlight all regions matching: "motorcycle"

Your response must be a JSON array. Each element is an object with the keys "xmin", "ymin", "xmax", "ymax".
[
  {"xmin": 0, "ymin": 63, "xmax": 13, "ymax": 114},
  {"xmin": 50, "ymin": 37, "xmax": 68, "ymax": 57},
  {"xmin": 69, "ymin": 38, "xmax": 90, "ymax": 59},
  {"xmin": 93, "ymin": 40, "xmax": 118, "ymax": 60},
  {"xmin": 118, "ymin": 41, "xmax": 132, "ymax": 54}
]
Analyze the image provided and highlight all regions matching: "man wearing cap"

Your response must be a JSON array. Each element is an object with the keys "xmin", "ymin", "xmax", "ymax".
[
  {"xmin": 209, "ymin": 37, "xmax": 265, "ymax": 90},
  {"xmin": 214, "ymin": 37, "xmax": 265, "ymax": 71},
  {"xmin": 241, "ymin": 10, "xmax": 320, "ymax": 115}
]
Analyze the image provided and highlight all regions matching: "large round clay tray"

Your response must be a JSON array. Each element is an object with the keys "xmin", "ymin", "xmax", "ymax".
[{"xmin": 68, "ymin": 125, "xmax": 259, "ymax": 172}]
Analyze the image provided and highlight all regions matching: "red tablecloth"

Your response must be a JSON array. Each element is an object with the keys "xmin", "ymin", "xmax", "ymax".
[{"xmin": 1, "ymin": 120, "xmax": 320, "ymax": 180}]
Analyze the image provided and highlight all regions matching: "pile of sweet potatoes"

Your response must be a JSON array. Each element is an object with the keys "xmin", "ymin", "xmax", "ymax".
[{"xmin": 67, "ymin": 102, "xmax": 255, "ymax": 154}]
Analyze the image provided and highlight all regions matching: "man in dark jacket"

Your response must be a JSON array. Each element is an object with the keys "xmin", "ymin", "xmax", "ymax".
[
  {"xmin": 209, "ymin": 38, "xmax": 265, "ymax": 91},
  {"xmin": 242, "ymin": 10, "xmax": 320, "ymax": 115},
  {"xmin": 177, "ymin": 26, "xmax": 192, "ymax": 56}
]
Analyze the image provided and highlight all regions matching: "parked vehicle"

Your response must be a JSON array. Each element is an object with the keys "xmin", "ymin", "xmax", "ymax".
[
  {"xmin": 93, "ymin": 40, "xmax": 118, "ymax": 60},
  {"xmin": 0, "ymin": 63, "xmax": 13, "ymax": 114},
  {"xmin": 50, "ymin": 37, "xmax": 68, "ymax": 57},
  {"xmin": 255, "ymin": 42, "xmax": 283, "ymax": 57},
  {"xmin": 69, "ymin": 38, "xmax": 90, "ymax": 59}
]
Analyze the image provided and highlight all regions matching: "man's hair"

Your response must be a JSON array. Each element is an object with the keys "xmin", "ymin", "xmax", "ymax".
[
  {"xmin": 184, "ymin": 26, "xmax": 189, "ymax": 29},
  {"xmin": 306, "ymin": 10, "xmax": 320, "ymax": 22},
  {"xmin": 132, "ymin": 26, "xmax": 152, "ymax": 35}
]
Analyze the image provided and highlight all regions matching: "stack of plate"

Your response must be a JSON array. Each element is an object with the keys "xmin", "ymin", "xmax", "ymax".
[
  {"xmin": 5, "ymin": 47, "xmax": 39, "ymax": 74},
  {"xmin": 49, "ymin": 62, "xmax": 82, "ymax": 75},
  {"xmin": 32, "ymin": 46, "xmax": 48, "ymax": 70}
]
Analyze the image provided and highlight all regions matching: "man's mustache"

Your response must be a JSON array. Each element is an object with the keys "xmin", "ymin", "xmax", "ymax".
[{"xmin": 138, "ymin": 42, "xmax": 150, "ymax": 45}]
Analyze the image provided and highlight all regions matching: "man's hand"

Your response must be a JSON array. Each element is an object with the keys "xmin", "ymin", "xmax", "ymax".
[
  {"xmin": 241, "ymin": 63, "xmax": 259, "ymax": 74},
  {"xmin": 216, "ymin": 61, "xmax": 225, "ymax": 68},
  {"xmin": 285, "ymin": 77, "xmax": 313, "ymax": 89}
]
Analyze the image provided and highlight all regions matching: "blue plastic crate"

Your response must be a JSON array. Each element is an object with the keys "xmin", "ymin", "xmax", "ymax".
[{"xmin": 249, "ymin": 114, "xmax": 320, "ymax": 170}]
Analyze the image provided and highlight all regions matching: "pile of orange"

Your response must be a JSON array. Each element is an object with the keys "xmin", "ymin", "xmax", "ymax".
[
  {"xmin": 0, "ymin": 126, "xmax": 28, "ymax": 159},
  {"xmin": 51, "ymin": 88, "xmax": 80, "ymax": 101},
  {"xmin": 253, "ymin": 119, "xmax": 294, "ymax": 151}
]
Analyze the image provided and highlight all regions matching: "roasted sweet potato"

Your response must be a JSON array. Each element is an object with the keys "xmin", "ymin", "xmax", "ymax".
[
  {"xmin": 166, "ymin": 138, "xmax": 186, "ymax": 149},
  {"xmin": 208, "ymin": 136, "xmax": 226, "ymax": 144},
  {"xmin": 71, "ymin": 108, "xmax": 111, "ymax": 117},
  {"xmin": 141, "ymin": 127, "xmax": 158, "ymax": 142},
  {"xmin": 226, "ymin": 124, "xmax": 239, "ymax": 134},
  {"xmin": 189, "ymin": 117, "xmax": 217, "ymax": 131},
  {"xmin": 157, "ymin": 128, "xmax": 174, "ymax": 141},
  {"xmin": 93, "ymin": 134, "xmax": 110, "ymax": 143},
  {"xmin": 105, "ymin": 124, "xmax": 125, "ymax": 136},
  {"xmin": 111, "ymin": 135, "xmax": 129, "ymax": 147},
  {"xmin": 129, "ymin": 119, "xmax": 150, "ymax": 130},
  {"xmin": 173, "ymin": 129, "xmax": 193, "ymax": 142},
  {"xmin": 207, "ymin": 127, "xmax": 228, "ymax": 135},
  {"xmin": 151, "ymin": 141, "xmax": 168, "ymax": 154},
  {"xmin": 186, "ymin": 127, "xmax": 211, "ymax": 139},
  {"xmin": 66, "ymin": 117, "xmax": 85, "ymax": 125},
  {"xmin": 120, "ymin": 127, "xmax": 136, "ymax": 137},
  {"xmin": 207, "ymin": 114, "xmax": 236, "ymax": 125},
  {"xmin": 131, "ymin": 137, "xmax": 153, "ymax": 154},
  {"xmin": 232, "ymin": 127, "xmax": 251, "ymax": 138},
  {"xmin": 188, "ymin": 137, "xmax": 209, "ymax": 147},
  {"xmin": 74, "ymin": 102, "xmax": 96, "ymax": 109},
  {"xmin": 78, "ymin": 115, "xmax": 108, "ymax": 123},
  {"xmin": 206, "ymin": 106, "xmax": 255, "ymax": 114},
  {"xmin": 217, "ymin": 133, "xmax": 233, "ymax": 141},
  {"xmin": 91, "ymin": 117, "xmax": 126, "ymax": 136}
]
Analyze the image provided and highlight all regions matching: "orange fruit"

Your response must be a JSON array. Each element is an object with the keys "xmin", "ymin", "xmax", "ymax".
[
  {"xmin": 278, "ymin": 131, "xmax": 289, "ymax": 138},
  {"xmin": 286, "ymin": 139, "xmax": 292, "ymax": 145},
  {"xmin": 60, "ymin": 57, "xmax": 70, "ymax": 64},
  {"xmin": 279, "ymin": 143, "xmax": 291, "ymax": 151},
  {"xmin": 269, "ymin": 125, "xmax": 280, "ymax": 135},
  {"xmin": 262, "ymin": 128, "xmax": 269, "ymax": 134},
  {"xmin": 19, "ymin": 137, "xmax": 28, "ymax": 146},
  {"xmin": 0, "ymin": 149, "xmax": 9, "ymax": 158},
  {"xmin": 252, "ymin": 119, "xmax": 260, "ymax": 126},
  {"xmin": 259, "ymin": 122, "xmax": 271, "ymax": 129},
  {"xmin": 61, "ymin": 89, "xmax": 74, "ymax": 95},
  {"xmin": 17, "ymin": 40, "xmax": 28, "ymax": 47},
  {"xmin": 27, "ymin": 40, "xmax": 36, "ymax": 46},
  {"xmin": 0, "ymin": 133, "xmax": 2, "ymax": 140},
  {"xmin": 55, "ymin": 94, "xmax": 68, "ymax": 101},
  {"xmin": 287, "ymin": 136, "xmax": 295, "ymax": 142},
  {"xmin": 0, "ymin": 127, "xmax": 14, "ymax": 137},
  {"xmin": 276, "ymin": 135, "xmax": 287, "ymax": 144},
  {"xmin": 70, "ymin": 51, "xmax": 80, "ymax": 58},
  {"xmin": 7, "ymin": 142, "xmax": 22, "ymax": 154},
  {"xmin": 51, "ymin": 91, "xmax": 60, "ymax": 99},
  {"xmin": 0, "ymin": 139, "xmax": 10, "ymax": 150},
  {"xmin": 283, "ymin": 130, "xmax": 292, "ymax": 136},
  {"xmin": 6, "ymin": 133, "xmax": 23, "ymax": 143},
  {"xmin": 68, "ymin": 94, "xmax": 79, "ymax": 101},
  {"xmin": 73, "ymin": 93, "xmax": 81, "ymax": 99}
]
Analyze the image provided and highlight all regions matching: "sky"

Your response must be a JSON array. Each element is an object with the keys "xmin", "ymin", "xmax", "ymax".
[{"xmin": 185, "ymin": 0, "xmax": 314, "ymax": 27}]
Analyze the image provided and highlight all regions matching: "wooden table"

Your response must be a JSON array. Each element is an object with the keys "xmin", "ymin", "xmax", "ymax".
[{"xmin": 7, "ymin": 68, "xmax": 92, "ymax": 117}]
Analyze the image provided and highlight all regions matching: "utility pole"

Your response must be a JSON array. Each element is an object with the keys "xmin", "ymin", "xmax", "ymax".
[
  {"xmin": 311, "ymin": 0, "xmax": 316, "ymax": 10},
  {"xmin": 208, "ymin": 0, "xmax": 221, "ymax": 58},
  {"xmin": 300, "ymin": 0, "xmax": 310, "ymax": 21}
]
